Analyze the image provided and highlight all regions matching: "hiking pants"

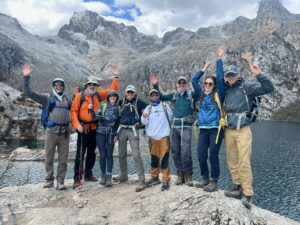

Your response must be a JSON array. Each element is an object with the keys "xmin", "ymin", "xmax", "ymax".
[
  {"xmin": 96, "ymin": 133, "xmax": 115, "ymax": 175},
  {"xmin": 149, "ymin": 136, "xmax": 171, "ymax": 182},
  {"xmin": 225, "ymin": 126, "xmax": 254, "ymax": 196},
  {"xmin": 45, "ymin": 132, "xmax": 69, "ymax": 184},
  {"xmin": 197, "ymin": 128, "xmax": 224, "ymax": 181},
  {"xmin": 74, "ymin": 130, "xmax": 96, "ymax": 181},
  {"xmin": 118, "ymin": 128, "xmax": 145, "ymax": 182},
  {"xmin": 170, "ymin": 127, "xmax": 193, "ymax": 174}
]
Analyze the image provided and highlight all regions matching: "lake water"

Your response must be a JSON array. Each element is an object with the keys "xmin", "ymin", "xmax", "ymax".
[{"xmin": 0, "ymin": 121, "xmax": 299, "ymax": 222}]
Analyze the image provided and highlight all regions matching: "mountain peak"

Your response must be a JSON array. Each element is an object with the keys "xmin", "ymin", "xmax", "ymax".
[{"xmin": 257, "ymin": 0, "xmax": 291, "ymax": 20}]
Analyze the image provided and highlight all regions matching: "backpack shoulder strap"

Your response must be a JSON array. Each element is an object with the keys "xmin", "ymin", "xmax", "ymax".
[
  {"xmin": 162, "ymin": 102, "xmax": 171, "ymax": 128},
  {"xmin": 241, "ymin": 82, "xmax": 250, "ymax": 111},
  {"xmin": 95, "ymin": 92, "xmax": 101, "ymax": 103},
  {"xmin": 101, "ymin": 102, "xmax": 107, "ymax": 116},
  {"xmin": 79, "ymin": 92, "xmax": 86, "ymax": 109}
]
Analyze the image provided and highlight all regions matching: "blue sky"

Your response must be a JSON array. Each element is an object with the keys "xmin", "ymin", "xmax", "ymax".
[
  {"xmin": 84, "ymin": 0, "xmax": 142, "ymax": 21},
  {"xmin": 0, "ymin": 0, "xmax": 300, "ymax": 36}
]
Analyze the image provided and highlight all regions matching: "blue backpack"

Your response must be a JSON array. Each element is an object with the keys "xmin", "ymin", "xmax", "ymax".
[{"xmin": 40, "ymin": 96, "xmax": 71, "ymax": 129}]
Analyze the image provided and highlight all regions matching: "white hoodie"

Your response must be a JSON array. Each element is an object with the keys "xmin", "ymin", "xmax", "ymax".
[{"xmin": 141, "ymin": 102, "xmax": 173, "ymax": 140}]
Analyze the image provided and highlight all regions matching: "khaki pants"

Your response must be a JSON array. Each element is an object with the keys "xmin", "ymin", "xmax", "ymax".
[
  {"xmin": 45, "ymin": 132, "xmax": 69, "ymax": 184},
  {"xmin": 118, "ymin": 128, "xmax": 145, "ymax": 182},
  {"xmin": 149, "ymin": 137, "xmax": 171, "ymax": 182},
  {"xmin": 224, "ymin": 126, "xmax": 254, "ymax": 196}
]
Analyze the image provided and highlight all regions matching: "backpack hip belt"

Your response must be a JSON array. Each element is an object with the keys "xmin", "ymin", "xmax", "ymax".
[
  {"xmin": 117, "ymin": 124, "xmax": 137, "ymax": 136},
  {"xmin": 225, "ymin": 112, "xmax": 247, "ymax": 130}
]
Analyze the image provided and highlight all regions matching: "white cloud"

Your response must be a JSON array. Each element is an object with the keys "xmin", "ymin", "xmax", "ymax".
[
  {"xmin": 1, "ymin": 0, "xmax": 110, "ymax": 36},
  {"xmin": 1, "ymin": 0, "xmax": 300, "ymax": 37}
]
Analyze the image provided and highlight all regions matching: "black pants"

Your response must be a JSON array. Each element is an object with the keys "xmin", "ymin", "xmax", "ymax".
[{"xmin": 74, "ymin": 130, "xmax": 96, "ymax": 181}]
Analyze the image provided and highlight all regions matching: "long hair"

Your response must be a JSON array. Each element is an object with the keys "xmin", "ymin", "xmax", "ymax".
[{"xmin": 198, "ymin": 75, "xmax": 217, "ymax": 110}]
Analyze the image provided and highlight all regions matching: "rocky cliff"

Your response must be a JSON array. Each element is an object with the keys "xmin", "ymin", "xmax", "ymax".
[
  {"xmin": 0, "ymin": 177, "xmax": 299, "ymax": 225},
  {"xmin": 0, "ymin": 0, "xmax": 300, "ymax": 138}
]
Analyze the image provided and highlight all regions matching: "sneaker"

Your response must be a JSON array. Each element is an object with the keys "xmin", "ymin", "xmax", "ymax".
[
  {"xmin": 57, "ymin": 183, "xmax": 67, "ymax": 190},
  {"xmin": 135, "ymin": 181, "xmax": 146, "ymax": 192},
  {"xmin": 242, "ymin": 196, "xmax": 253, "ymax": 209},
  {"xmin": 194, "ymin": 179, "xmax": 209, "ymax": 188},
  {"xmin": 145, "ymin": 177, "xmax": 161, "ymax": 187},
  {"xmin": 175, "ymin": 172, "xmax": 185, "ymax": 185},
  {"xmin": 43, "ymin": 181, "xmax": 54, "ymax": 188},
  {"xmin": 203, "ymin": 180, "xmax": 218, "ymax": 192},
  {"xmin": 99, "ymin": 174, "xmax": 106, "ymax": 185},
  {"xmin": 84, "ymin": 176, "xmax": 98, "ymax": 182},
  {"xmin": 112, "ymin": 174, "xmax": 128, "ymax": 183},
  {"xmin": 224, "ymin": 184, "xmax": 243, "ymax": 199},
  {"xmin": 161, "ymin": 182, "xmax": 170, "ymax": 191},
  {"xmin": 106, "ymin": 175, "xmax": 113, "ymax": 187},
  {"xmin": 185, "ymin": 173, "xmax": 194, "ymax": 187}
]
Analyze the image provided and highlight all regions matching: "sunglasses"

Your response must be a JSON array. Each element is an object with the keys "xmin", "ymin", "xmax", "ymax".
[
  {"xmin": 226, "ymin": 73, "xmax": 237, "ymax": 78},
  {"xmin": 54, "ymin": 83, "xmax": 63, "ymax": 87},
  {"xmin": 178, "ymin": 82, "xmax": 187, "ymax": 85},
  {"xmin": 204, "ymin": 82, "xmax": 214, "ymax": 87},
  {"xmin": 127, "ymin": 91, "xmax": 135, "ymax": 94},
  {"xmin": 88, "ymin": 83, "xmax": 98, "ymax": 86}
]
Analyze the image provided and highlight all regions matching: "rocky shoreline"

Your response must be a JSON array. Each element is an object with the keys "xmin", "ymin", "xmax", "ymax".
[{"xmin": 0, "ymin": 176, "xmax": 299, "ymax": 225}]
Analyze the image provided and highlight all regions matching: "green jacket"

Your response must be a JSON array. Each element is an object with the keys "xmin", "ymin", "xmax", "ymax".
[{"xmin": 153, "ymin": 84, "xmax": 198, "ymax": 126}]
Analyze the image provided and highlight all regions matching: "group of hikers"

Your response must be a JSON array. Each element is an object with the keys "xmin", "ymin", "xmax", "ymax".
[{"xmin": 22, "ymin": 45, "xmax": 274, "ymax": 209}]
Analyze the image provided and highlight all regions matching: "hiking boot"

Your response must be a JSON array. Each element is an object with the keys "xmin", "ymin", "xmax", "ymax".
[
  {"xmin": 145, "ymin": 177, "xmax": 161, "ymax": 187},
  {"xmin": 185, "ymin": 173, "xmax": 194, "ymax": 187},
  {"xmin": 84, "ymin": 176, "xmax": 98, "ymax": 182},
  {"xmin": 57, "ymin": 183, "xmax": 67, "ymax": 191},
  {"xmin": 175, "ymin": 172, "xmax": 185, "ymax": 185},
  {"xmin": 242, "ymin": 196, "xmax": 253, "ymax": 209},
  {"xmin": 161, "ymin": 182, "xmax": 170, "ymax": 191},
  {"xmin": 72, "ymin": 180, "xmax": 83, "ymax": 189},
  {"xmin": 203, "ymin": 180, "xmax": 218, "ymax": 192},
  {"xmin": 112, "ymin": 174, "xmax": 128, "ymax": 183},
  {"xmin": 106, "ymin": 175, "xmax": 113, "ymax": 187},
  {"xmin": 194, "ymin": 179, "xmax": 209, "ymax": 188},
  {"xmin": 135, "ymin": 181, "xmax": 146, "ymax": 192},
  {"xmin": 99, "ymin": 174, "xmax": 106, "ymax": 185},
  {"xmin": 43, "ymin": 181, "xmax": 54, "ymax": 188},
  {"xmin": 224, "ymin": 184, "xmax": 243, "ymax": 199}
]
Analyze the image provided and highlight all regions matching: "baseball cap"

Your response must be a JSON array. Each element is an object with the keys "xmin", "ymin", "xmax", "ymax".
[
  {"xmin": 224, "ymin": 65, "xmax": 238, "ymax": 77},
  {"xmin": 126, "ymin": 84, "xmax": 136, "ymax": 92}
]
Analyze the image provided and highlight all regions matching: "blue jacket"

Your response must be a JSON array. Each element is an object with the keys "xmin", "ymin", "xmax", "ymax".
[{"xmin": 192, "ymin": 59, "xmax": 225, "ymax": 128}]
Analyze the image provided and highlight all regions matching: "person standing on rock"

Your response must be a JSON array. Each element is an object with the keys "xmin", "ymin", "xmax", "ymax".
[
  {"xmin": 222, "ymin": 60, "xmax": 274, "ymax": 209},
  {"xmin": 71, "ymin": 67, "xmax": 119, "ymax": 189},
  {"xmin": 141, "ymin": 89, "xmax": 173, "ymax": 191},
  {"xmin": 96, "ymin": 90, "xmax": 120, "ymax": 187},
  {"xmin": 151, "ymin": 73, "xmax": 200, "ymax": 187},
  {"xmin": 192, "ymin": 46, "xmax": 226, "ymax": 192},
  {"xmin": 113, "ymin": 84, "xmax": 148, "ymax": 192},
  {"xmin": 22, "ymin": 64, "xmax": 71, "ymax": 190}
]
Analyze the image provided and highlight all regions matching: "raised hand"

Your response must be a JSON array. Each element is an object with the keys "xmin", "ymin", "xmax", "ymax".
[
  {"xmin": 202, "ymin": 60, "xmax": 212, "ymax": 71},
  {"xmin": 249, "ymin": 64, "xmax": 261, "ymax": 76},
  {"xmin": 22, "ymin": 64, "xmax": 32, "ymax": 76},
  {"xmin": 112, "ymin": 65, "xmax": 119, "ymax": 77},
  {"xmin": 150, "ymin": 73, "xmax": 158, "ymax": 85},
  {"xmin": 216, "ymin": 45, "xmax": 226, "ymax": 59}
]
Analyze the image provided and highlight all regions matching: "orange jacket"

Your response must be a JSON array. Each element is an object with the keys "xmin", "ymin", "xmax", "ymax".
[{"xmin": 71, "ymin": 78, "xmax": 119, "ymax": 130}]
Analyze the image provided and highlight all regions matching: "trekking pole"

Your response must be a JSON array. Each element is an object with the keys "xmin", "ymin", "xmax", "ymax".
[
  {"xmin": 0, "ymin": 212, "xmax": 4, "ymax": 225},
  {"xmin": 7, "ymin": 204, "xmax": 17, "ymax": 225},
  {"xmin": 78, "ymin": 130, "xmax": 85, "ymax": 189}
]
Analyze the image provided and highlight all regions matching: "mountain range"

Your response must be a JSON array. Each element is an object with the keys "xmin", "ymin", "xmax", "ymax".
[{"xmin": 0, "ymin": 0, "xmax": 300, "ymax": 139}]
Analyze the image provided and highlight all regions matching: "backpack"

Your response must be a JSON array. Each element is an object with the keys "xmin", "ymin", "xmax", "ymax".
[
  {"xmin": 148, "ymin": 102, "xmax": 172, "ymax": 128},
  {"xmin": 41, "ymin": 96, "xmax": 71, "ymax": 129},
  {"xmin": 241, "ymin": 83, "xmax": 261, "ymax": 123},
  {"xmin": 98, "ymin": 102, "xmax": 121, "ymax": 117}
]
